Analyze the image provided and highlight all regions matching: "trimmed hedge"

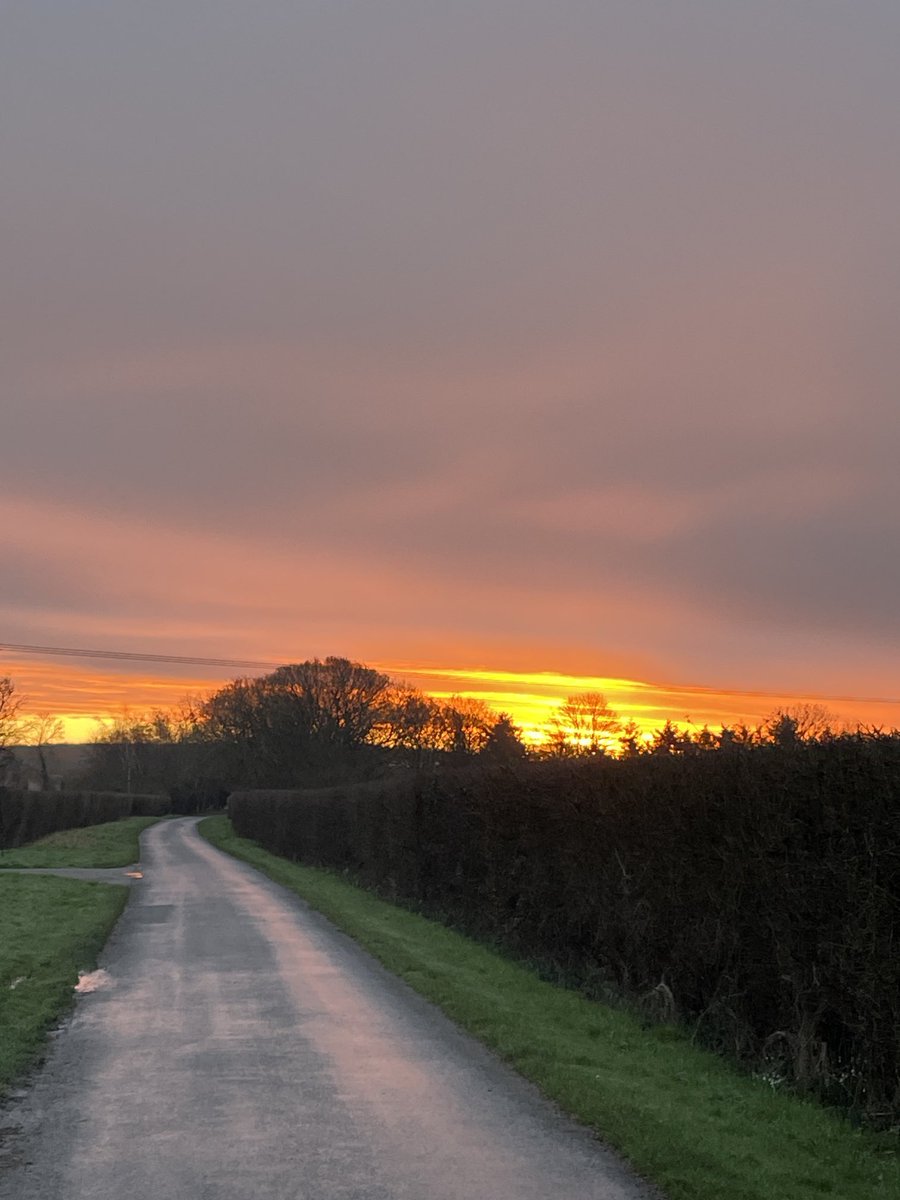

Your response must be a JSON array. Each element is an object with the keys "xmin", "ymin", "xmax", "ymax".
[
  {"xmin": 0, "ymin": 789, "xmax": 169, "ymax": 850},
  {"xmin": 229, "ymin": 738, "xmax": 900, "ymax": 1126}
]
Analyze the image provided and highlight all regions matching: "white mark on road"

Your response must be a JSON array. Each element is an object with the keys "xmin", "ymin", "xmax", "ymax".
[{"xmin": 75, "ymin": 970, "xmax": 115, "ymax": 994}]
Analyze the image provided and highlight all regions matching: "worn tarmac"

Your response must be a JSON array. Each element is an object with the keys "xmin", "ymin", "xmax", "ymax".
[{"xmin": 0, "ymin": 817, "xmax": 656, "ymax": 1199}]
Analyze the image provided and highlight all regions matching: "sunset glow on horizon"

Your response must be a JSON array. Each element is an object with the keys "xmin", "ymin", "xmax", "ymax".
[{"xmin": 5, "ymin": 652, "xmax": 900, "ymax": 748}]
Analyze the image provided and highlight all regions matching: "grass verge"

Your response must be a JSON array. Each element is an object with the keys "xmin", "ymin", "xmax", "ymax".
[
  {"xmin": 0, "ymin": 875, "xmax": 127, "ymax": 1092},
  {"xmin": 200, "ymin": 814, "xmax": 899, "ymax": 1200},
  {"xmin": 0, "ymin": 815, "xmax": 162, "ymax": 869}
]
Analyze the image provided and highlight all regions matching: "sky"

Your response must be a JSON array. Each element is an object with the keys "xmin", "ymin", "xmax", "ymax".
[{"xmin": 3, "ymin": 2, "xmax": 900, "ymax": 740}]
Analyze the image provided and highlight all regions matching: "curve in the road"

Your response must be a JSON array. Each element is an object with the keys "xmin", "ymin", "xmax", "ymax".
[{"xmin": 0, "ymin": 817, "xmax": 657, "ymax": 1200}]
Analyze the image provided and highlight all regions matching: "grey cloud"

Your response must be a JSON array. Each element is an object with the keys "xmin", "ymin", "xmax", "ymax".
[
  {"xmin": 2, "ymin": 393, "xmax": 445, "ymax": 533},
  {"xmin": 3, "ymin": 2, "xmax": 900, "ymax": 688},
  {"xmin": 0, "ymin": 547, "xmax": 114, "ymax": 617}
]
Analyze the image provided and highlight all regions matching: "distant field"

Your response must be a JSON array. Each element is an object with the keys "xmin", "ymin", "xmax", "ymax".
[
  {"xmin": 6, "ymin": 742, "xmax": 91, "ymax": 781},
  {"xmin": 0, "ymin": 875, "xmax": 127, "ymax": 1092},
  {"xmin": 0, "ymin": 815, "xmax": 162, "ymax": 869}
]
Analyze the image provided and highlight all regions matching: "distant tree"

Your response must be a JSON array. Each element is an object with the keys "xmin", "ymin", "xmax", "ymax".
[
  {"xmin": 718, "ymin": 721, "xmax": 760, "ymax": 748},
  {"xmin": 370, "ymin": 683, "xmax": 440, "ymax": 765},
  {"xmin": 81, "ymin": 703, "xmax": 225, "ymax": 805},
  {"xmin": 434, "ymin": 696, "xmax": 497, "ymax": 757},
  {"xmin": 762, "ymin": 704, "xmax": 838, "ymax": 746},
  {"xmin": 689, "ymin": 724, "xmax": 720, "ymax": 751},
  {"xmin": 546, "ymin": 692, "xmax": 621, "ymax": 756},
  {"xmin": 196, "ymin": 657, "xmax": 392, "ymax": 786},
  {"xmin": 267, "ymin": 657, "xmax": 390, "ymax": 755},
  {"xmin": 197, "ymin": 678, "xmax": 275, "ymax": 786},
  {"xmin": 481, "ymin": 713, "xmax": 527, "ymax": 763},
  {"xmin": 648, "ymin": 719, "xmax": 690, "ymax": 755},
  {"xmin": 372, "ymin": 687, "xmax": 516, "ymax": 764},
  {"xmin": 617, "ymin": 718, "xmax": 646, "ymax": 758},
  {"xmin": 0, "ymin": 677, "xmax": 26, "ymax": 780},
  {"xmin": 21, "ymin": 712, "xmax": 64, "ymax": 789},
  {"xmin": 86, "ymin": 712, "xmax": 157, "ymax": 793}
]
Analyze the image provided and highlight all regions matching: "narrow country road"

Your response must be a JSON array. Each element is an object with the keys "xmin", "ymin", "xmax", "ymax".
[{"xmin": 0, "ymin": 818, "xmax": 655, "ymax": 1199}]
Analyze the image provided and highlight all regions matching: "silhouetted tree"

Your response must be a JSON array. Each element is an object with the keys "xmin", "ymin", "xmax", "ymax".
[
  {"xmin": 0, "ymin": 677, "xmax": 25, "ymax": 781},
  {"xmin": 370, "ymin": 683, "xmax": 441, "ymax": 765},
  {"xmin": 648, "ymin": 719, "xmax": 690, "ymax": 755},
  {"xmin": 434, "ymin": 696, "xmax": 497, "ymax": 757},
  {"xmin": 196, "ymin": 658, "xmax": 392, "ymax": 786},
  {"xmin": 266, "ymin": 657, "xmax": 390, "ymax": 755},
  {"xmin": 481, "ymin": 713, "xmax": 527, "ymax": 763},
  {"xmin": 546, "ymin": 691, "xmax": 621, "ymax": 756},
  {"xmin": 762, "ymin": 704, "xmax": 838, "ymax": 746},
  {"xmin": 617, "ymin": 718, "xmax": 646, "ymax": 758},
  {"xmin": 22, "ymin": 712, "xmax": 64, "ymax": 789}
]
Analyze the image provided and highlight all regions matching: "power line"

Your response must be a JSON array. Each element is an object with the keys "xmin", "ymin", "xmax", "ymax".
[{"xmin": 0, "ymin": 641, "xmax": 282, "ymax": 672}]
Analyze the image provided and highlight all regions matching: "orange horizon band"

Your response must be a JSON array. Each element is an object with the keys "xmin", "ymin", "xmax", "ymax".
[{"xmin": 3, "ymin": 657, "xmax": 899, "ymax": 745}]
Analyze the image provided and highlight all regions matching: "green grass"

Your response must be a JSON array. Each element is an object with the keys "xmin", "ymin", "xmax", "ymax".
[
  {"xmin": 200, "ymin": 814, "xmax": 900, "ymax": 1200},
  {"xmin": 0, "ymin": 815, "xmax": 161, "ymax": 868},
  {"xmin": 0, "ymin": 875, "xmax": 127, "ymax": 1092}
]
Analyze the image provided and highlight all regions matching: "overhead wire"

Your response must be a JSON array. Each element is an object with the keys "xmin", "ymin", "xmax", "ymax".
[
  {"xmin": 0, "ymin": 641, "xmax": 282, "ymax": 672},
  {"xmin": 1, "ymin": 640, "xmax": 900, "ymax": 710}
]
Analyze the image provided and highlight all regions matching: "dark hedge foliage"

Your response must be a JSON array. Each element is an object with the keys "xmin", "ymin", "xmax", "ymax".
[
  {"xmin": 167, "ymin": 780, "xmax": 230, "ymax": 814},
  {"xmin": 230, "ymin": 737, "xmax": 900, "ymax": 1126},
  {"xmin": 0, "ymin": 789, "xmax": 169, "ymax": 849}
]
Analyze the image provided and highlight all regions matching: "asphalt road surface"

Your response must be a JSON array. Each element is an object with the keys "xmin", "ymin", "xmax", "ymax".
[{"xmin": 0, "ymin": 818, "xmax": 656, "ymax": 1200}]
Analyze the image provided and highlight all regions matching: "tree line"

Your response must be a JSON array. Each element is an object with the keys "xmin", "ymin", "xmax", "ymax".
[
  {"xmin": 0, "ymin": 658, "xmax": 877, "ymax": 800},
  {"xmin": 77, "ymin": 658, "xmax": 527, "ymax": 800}
]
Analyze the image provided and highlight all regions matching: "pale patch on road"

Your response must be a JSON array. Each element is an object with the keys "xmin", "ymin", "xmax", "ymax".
[{"xmin": 73, "ymin": 970, "xmax": 115, "ymax": 995}]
